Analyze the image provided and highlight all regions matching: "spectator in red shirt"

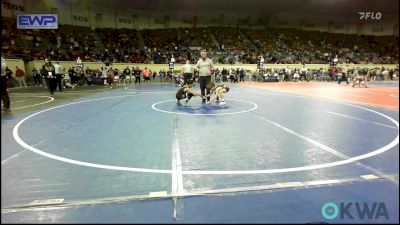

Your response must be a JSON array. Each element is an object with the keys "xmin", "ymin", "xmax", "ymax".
[
  {"xmin": 15, "ymin": 66, "xmax": 27, "ymax": 87},
  {"xmin": 143, "ymin": 67, "xmax": 150, "ymax": 83}
]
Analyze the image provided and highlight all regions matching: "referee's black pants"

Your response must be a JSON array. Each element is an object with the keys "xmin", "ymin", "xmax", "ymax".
[
  {"xmin": 183, "ymin": 73, "xmax": 192, "ymax": 85},
  {"xmin": 48, "ymin": 78, "xmax": 57, "ymax": 95},
  {"xmin": 56, "ymin": 74, "xmax": 63, "ymax": 91},
  {"xmin": 135, "ymin": 76, "xmax": 141, "ymax": 84},
  {"xmin": 199, "ymin": 75, "xmax": 211, "ymax": 101},
  {"xmin": 338, "ymin": 72, "xmax": 349, "ymax": 84},
  {"xmin": 299, "ymin": 74, "xmax": 309, "ymax": 82}
]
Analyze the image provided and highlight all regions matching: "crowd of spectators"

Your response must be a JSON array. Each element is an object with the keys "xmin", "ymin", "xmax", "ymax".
[{"xmin": 2, "ymin": 17, "xmax": 398, "ymax": 66}]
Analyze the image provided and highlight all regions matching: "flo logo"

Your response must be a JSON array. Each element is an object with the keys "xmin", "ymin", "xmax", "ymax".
[
  {"xmin": 359, "ymin": 12, "xmax": 382, "ymax": 19},
  {"xmin": 321, "ymin": 202, "xmax": 389, "ymax": 220}
]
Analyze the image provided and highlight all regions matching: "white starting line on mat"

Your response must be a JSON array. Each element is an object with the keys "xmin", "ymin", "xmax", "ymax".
[
  {"xmin": 9, "ymin": 96, "xmax": 54, "ymax": 110},
  {"xmin": 152, "ymin": 99, "xmax": 258, "ymax": 116}
]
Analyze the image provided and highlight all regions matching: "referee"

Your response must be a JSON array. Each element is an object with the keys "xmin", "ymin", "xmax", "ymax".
[
  {"xmin": 196, "ymin": 49, "xmax": 214, "ymax": 103},
  {"xmin": 181, "ymin": 60, "xmax": 195, "ymax": 85}
]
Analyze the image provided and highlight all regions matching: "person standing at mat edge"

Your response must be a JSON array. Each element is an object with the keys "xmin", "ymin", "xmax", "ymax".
[
  {"xmin": 338, "ymin": 62, "xmax": 349, "ymax": 85},
  {"xmin": 1, "ymin": 57, "xmax": 11, "ymax": 112},
  {"xmin": 54, "ymin": 61, "xmax": 63, "ymax": 91},
  {"xmin": 41, "ymin": 58, "xmax": 56, "ymax": 96},
  {"xmin": 197, "ymin": 49, "xmax": 214, "ymax": 103},
  {"xmin": 181, "ymin": 60, "xmax": 195, "ymax": 85},
  {"xmin": 15, "ymin": 66, "xmax": 27, "ymax": 87}
]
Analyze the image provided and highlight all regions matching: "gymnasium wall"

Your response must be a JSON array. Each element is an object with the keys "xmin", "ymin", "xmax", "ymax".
[{"xmin": 2, "ymin": 0, "xmax": 398, "ymax": 35}]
